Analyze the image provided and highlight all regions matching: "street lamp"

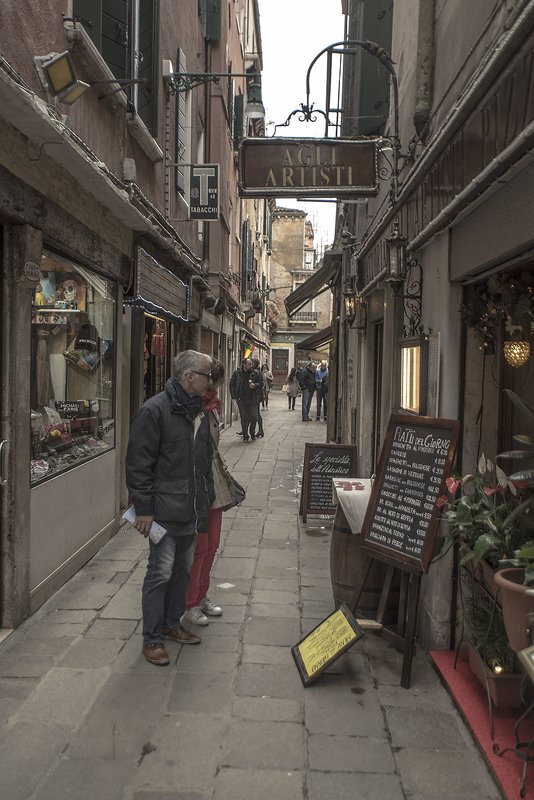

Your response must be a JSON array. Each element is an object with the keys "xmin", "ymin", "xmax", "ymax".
[
  {"xmin": 34, "ymin": 51, "xmax": 89, "ymax": 104},
  {"xmin": 385, "ymin": 221, "xmax": 407, "ymax": 295}
]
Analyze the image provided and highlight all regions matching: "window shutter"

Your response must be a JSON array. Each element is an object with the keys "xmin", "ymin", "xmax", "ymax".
[
  {"xmin": 175, "ymin": 48, "xmax": 187, "ymax": 196},
  {"xmin": 227, "ymin": 70, "xmax": 234, "ymax": 136},
  {"xmin": 234, "ymin": 93, "xmax": 244, "ymax": 148},
  {"xmin": 198, "ymin": 0, "xmax": 221, "ymax": 41},
  {"xmin": 102, "ymin": 0, "xmax": 129, "ymax": 79},
  {"xmin": 137, "ymin": 0, "xmax": 159, "ymax": 136},
  {"xmin": 241, "ymin": 219, "xmax": 251, "ymax": 302},
  {"xmin": 72, "ymin": 0, "xmax": 103, "ymax": 49}
]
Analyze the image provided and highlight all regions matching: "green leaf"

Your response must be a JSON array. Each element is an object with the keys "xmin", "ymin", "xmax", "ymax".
[
  {"xmin": 508, "ymin": 469, "xmax": 534, "ymax": 483},
  {"xmin": 503, "ymin": 389, "xmax": 534, "ymax": 421},
  {"xmin": 498, "ymin": 450, "xmax": 534, "ymax": 460}
]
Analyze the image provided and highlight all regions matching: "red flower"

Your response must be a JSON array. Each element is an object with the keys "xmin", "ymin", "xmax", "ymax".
[
  {"xmin": 446, "ymin": 477, "xmax": 460, "ymax": 495},
  {"xmin": 436, "ymin": 495, "xmax": 449, "ymax": 508},
  {"xmin": 483, "ymin": 485, "xmax": 502, "ymax": 496},
  {"xmin": 511, "ymin": 480, "xmax": 528, "ymax": 490}
]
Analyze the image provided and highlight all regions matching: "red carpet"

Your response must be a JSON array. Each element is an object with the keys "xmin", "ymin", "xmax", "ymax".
[{"xmin": 431, "ymin": 650, "xmax": 534, "ymax": 799}]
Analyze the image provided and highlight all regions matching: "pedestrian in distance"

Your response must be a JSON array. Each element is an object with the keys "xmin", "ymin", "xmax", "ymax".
[
  {"xmin": 261, "ymin": 363, "xmax": 274, "ymax": 409},
  {"xmin": 183, "ymin": 359, "xmax": 226, "ymax": 627},
  {"xmin": 229, "ymin": 357, "xmax": 263, "ymax": 441},
  {"xmin": 315, "ymin": 360, "xmax": 329, "ymax": 421},
  {"xmin": 251, "ymin": 357, "xmax": 265, "ymax": 437},
  {"xmin": 297, "ymin": 361, "xmax": 316, "ymax": 421},
  {"xmin": 286, "ymin": 367, "xmax": 299, "ymax": 410},
  {"xmin": 125, "ymin": 349, "xmax": 215, "ymax": 666}
]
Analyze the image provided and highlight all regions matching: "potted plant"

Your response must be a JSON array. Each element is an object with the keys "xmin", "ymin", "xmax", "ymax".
[
  {"xmin": 493, "ymin": 390, "xmax": 534, "ymax": 651},
  {"xmin": 438, "ymin": 454, "xmax": 532, "ymax": 679},
  {"xmin": 438, "ymin": 454, "xmax": 528, "ymax": 584}
]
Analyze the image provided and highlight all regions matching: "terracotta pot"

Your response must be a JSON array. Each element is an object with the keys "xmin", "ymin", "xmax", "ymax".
[
  {"xmin": 466, "ymin": 642, "xmax": 523, "ymax": 708},
  {"xmin": 494, "ymin": 568, "xmax": 534, "ymax": 652}
]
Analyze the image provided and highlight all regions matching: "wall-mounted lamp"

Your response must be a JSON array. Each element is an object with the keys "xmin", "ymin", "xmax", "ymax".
[
  {"xmin": 385, "ymin": 221, "xmax": 423, "ymax": 337},
  {"xmin": 344, "ymin": 285, "xmax": 356, "ymax": 326},
  {"xmin": 400, "ymin": 334, "xmax": 428, "ymax": 415},
  {"xmin": 34, "ymin": 51, "xmax": 89, "ymax": 104},
  {"xmin": 385, "ymin": 220, "xmax": 407, "ymax": 295},
  {"xmin": 244, "ymin": 77, "xmax": 265, "ymax": 119}
]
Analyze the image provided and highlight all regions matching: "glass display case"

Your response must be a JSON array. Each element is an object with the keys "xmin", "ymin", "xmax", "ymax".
[{"xmin": 30, "ymin": 250, "xmax": 116, "ymax": 485}]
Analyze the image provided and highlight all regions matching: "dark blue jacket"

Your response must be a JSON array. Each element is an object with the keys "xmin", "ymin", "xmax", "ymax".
[{"xmin": 125, "ymin": 379, "xmax": 214, "ymax": 534}]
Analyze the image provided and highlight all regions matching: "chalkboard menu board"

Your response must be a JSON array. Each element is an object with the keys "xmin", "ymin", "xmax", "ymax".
[
  {"xmin": 300, "ymin": 443, "xmax": 358, "ymax": 522},
  {"xmin": 360, "ymin": 414, "xmax": 460, "ymax": 572}
]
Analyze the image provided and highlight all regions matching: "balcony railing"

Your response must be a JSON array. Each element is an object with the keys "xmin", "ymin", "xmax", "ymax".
[{"xmin": 289, "ymin": 311, "xmax": 318, "ymax": 324}]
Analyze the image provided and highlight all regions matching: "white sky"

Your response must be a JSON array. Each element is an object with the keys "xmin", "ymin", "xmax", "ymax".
[{"xmin": 257, "ymin": 0, "xmax": 346, "ymax": 256}]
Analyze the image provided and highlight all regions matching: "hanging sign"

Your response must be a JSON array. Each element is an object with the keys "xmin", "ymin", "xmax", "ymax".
[
  {"xmin": 239, "ymin": 137, "xmax": 378, "ymax": 198},
  {"xmin": 189, "ymin": 164, "xmax": 220, "ymax": 220}
]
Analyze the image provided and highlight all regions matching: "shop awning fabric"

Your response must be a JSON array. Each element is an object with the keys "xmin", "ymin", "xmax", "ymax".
[
  {"xmin": 284, "ymin": 250, "xmax": 342, "ymax": 317},
  {"xmin": 297, "ymin": 324, "xmax": 333, "ymax": 351}
]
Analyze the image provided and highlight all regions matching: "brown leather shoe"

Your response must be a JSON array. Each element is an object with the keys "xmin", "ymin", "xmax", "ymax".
[
  {"xmin": 142, "ymin": 642, "xmax": 170, "ymax": 665},
  {"xmin": 163, "ymin": 625, "xmax": 201, "ymax": 644}
]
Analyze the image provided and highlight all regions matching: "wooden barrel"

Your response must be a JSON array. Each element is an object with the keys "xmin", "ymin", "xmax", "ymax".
[{"xmin": 330, "ymin": 506, "xmax": 400, "ymax": 624}]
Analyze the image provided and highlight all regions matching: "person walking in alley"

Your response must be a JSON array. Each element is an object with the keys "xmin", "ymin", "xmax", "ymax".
[
  {"xmin": 230, "ymin": 357, "xmax": 263, "ymax": 441},
  {"xmin": 297, "ymin": 361, "xmax": 316, "ymax": 421},
  {"xmin": 125, "ymin": 349, "xmax": 215, "ymax": 666},
  {"xmin": 315, "ymin": 360, "xmax": 329, "ymax": 421},
  {"xmin": 261, "ymin": 363, "xmax": 274, "ymax": 409},
  {"xmin": 286, "ymin": 367, "xmax": 299, "ymax": 410},
  {"xmin": 251, "ymin": 357, "xmax": 265, "ymax": 437},
  {"xmin": 182, "ymin": 359, "xmax": 226, "ymax": 627}
]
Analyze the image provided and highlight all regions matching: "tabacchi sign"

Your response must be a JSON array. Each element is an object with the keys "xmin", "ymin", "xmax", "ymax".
[{"xmin": 239, "ymin": 137, "xmax": 378, "ymax": 198}]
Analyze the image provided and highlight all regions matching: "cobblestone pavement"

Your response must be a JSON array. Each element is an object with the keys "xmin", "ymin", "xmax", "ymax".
[{"xmin": 0, "ymin": 392, "xmax": 501, "ymax": 799}]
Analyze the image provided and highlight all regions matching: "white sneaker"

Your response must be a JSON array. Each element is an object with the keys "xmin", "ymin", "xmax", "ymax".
[
  {"xmin": 182, "ymin": 606, "xmax": 209, "ymax": 626},
  {"xmin": 200, "ymin": 597, "xmax": 223, "ymax": 616}
]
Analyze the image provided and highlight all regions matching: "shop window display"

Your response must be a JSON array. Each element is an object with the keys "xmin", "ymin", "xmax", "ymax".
[{"xmin": 30, "ymin": 251, "xmax": 115, "ymax": 484}]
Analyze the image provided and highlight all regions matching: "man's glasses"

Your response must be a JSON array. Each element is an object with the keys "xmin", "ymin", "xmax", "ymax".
[{"xmin": 190, "ymin": 370, "xmax": 212, "ymax": 380}]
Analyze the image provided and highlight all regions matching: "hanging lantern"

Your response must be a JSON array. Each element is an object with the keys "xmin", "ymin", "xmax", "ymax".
[{"xmin": 503, "ymin": 340, "xmax": 531, "ymax": 367}]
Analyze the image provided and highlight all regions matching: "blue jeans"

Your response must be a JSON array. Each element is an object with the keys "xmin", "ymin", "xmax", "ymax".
[
  {"xmin": 301, "ymin": 389, "xmax": 313, "ymax": 420},
  {"xmin": 316, "ymin": 387, "xmax": 327, "ymax": 419},
  {"xmin": 142, "ymin": 533, "xmax": 197, "ymax": 643}
]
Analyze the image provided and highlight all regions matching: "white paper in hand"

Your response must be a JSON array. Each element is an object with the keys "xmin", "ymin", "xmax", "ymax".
[{"xmin": 122, "ymin": 505, "xmax": 167, "ymax": 544}]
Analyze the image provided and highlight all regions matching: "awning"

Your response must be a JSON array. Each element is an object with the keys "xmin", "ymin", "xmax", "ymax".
[
  {"xmin": 284, "ymin": 250, "xmax": 342, "ymax": 317},
  {"xmin": 297, "ymin": 324, "xmax": 333, "ymax": 351}
]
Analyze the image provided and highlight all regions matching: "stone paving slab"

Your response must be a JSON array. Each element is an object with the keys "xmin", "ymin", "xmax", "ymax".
[
  {"xmin": 213, "ymin": 768, "xmax": 304, "ymax": 800},
  {"xmin": 222, "ymin": 720, "xmax": 306, "ymax": 770},
  {"xmin": 232, "ymin": 695, "xmax": 303, "ymax": 723},
  {"xmin": 36, "ymin": 757, "xmax": 135, "ymax": 800},
  {"xmin": 0, "ymin": 721, "xmax": 71, "ymax": 800}
]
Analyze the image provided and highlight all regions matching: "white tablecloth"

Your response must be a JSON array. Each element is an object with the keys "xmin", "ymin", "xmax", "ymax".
[{"xmin": 332, "ymin": 478, "xmax": 373, "ymax": 535}]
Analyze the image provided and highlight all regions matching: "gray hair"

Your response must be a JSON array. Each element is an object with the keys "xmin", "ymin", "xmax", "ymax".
[{"xmin": 173, "ymin": 350, "xmax": 212, "ymax": 380}]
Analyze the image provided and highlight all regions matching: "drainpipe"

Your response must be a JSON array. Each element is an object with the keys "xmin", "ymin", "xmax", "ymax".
[
  {"xmin": 203, "ymin": 39, "xmax": 212, "ymax": 274},
  {"xmin": 413, "ymin": 0, "xmax": 436, "ymax": 142}
]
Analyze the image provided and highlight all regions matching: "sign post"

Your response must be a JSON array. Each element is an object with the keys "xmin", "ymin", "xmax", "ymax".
[{"xmin": 357, "ymin": 413, "xmax": 460, "ymax": 687}]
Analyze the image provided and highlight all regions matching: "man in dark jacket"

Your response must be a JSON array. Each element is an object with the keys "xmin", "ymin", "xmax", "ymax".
[
  {"xmin": 126, "ymin": 349, "xmax": 215, "ymax": 666},
  {"xmin": 297, "ymin": 361, "xmax": 316, "ymax": 421},
  {"xmin": 229, "ymin": 357, "xmax": 263, "ymax": 442}
]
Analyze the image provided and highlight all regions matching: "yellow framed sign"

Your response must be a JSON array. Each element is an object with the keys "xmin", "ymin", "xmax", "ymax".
[{"xmin": 291, "ymin": 603, "xmax": 365, "ymax": 686}]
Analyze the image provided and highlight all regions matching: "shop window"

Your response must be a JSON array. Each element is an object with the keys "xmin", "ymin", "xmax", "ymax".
[
  {"xmin": 30, "ymin": 251, "xmax": 116, "ymax": 485},
  {"xmin": 144, "ymin": 314, "xmax": 171, "ymax": 399}
]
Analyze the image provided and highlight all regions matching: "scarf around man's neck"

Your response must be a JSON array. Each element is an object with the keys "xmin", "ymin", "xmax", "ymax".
[{"xmin": 171, "ymin": 378, "xmax": 202, "ymax": 418}]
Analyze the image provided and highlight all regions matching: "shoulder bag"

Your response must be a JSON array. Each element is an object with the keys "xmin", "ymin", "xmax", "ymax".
[{"xmin": 210, "ymin": 435, "xmax": 246, "ymax": 512}]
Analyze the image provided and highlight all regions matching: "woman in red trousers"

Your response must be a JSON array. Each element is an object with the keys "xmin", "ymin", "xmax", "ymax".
[{"xmin": 182, "ymin": 359, "xmax": 225, "ymax": 626}]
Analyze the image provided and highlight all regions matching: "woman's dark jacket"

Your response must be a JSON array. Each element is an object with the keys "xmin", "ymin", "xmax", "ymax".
[{"xmin": 125, "ymin": 378, "xmax": 215, "ymax": 534}]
